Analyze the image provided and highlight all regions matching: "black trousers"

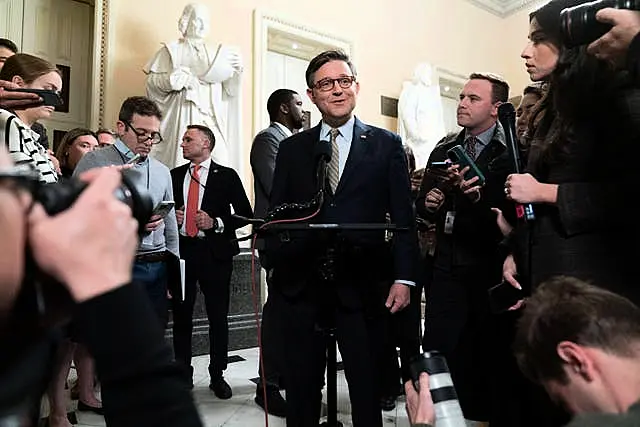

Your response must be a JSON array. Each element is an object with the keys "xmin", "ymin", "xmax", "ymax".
[
  {"xmin": 422, "ymin": 263, "xmax": 497, "ymax": 421},
  {"xmin": 172, "ymin": 237, "xmax": 232, "ymax": 378},
  {"xmin": 257, "ymin": 265, "xmax": 285, "ymax": 390},
  {"xmin": 377, "ymin": 284, "xmax": 421, "ymax": 398},
  {"xmin": 279, "ymin": 289, "xmax": 382, "ymax": 427}
]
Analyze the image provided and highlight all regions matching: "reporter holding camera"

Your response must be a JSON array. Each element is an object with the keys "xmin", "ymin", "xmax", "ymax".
[
  {"xmin": 0, "ymin": 145, "xmax": 203, "ymax": 426},
  {"xmin": 0, "ymin": 54, "xmax": 61, "ymax": 183}
]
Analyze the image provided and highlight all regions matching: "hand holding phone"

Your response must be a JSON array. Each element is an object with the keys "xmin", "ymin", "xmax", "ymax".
[
  {"xmin": 152, "ymin": 201, "xmax": 175, "ymax": 219},
  {"xmin": 487, "ymin": 280, "xmax": 524, "ymax": 313},
  {"xmin": 0, "ymin": 81, "xmax": 42, "ymax": 110},
  {"xmin": 5, "ymin": 88, "xmax": 62, "ymax": 107},
  {"xmin": 447, "ymin": 145, "xmax": 486, "ymax": 187}
]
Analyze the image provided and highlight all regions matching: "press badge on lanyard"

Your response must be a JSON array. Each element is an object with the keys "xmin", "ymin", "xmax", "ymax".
[{"xmin": 444, "ymin": 211, "xmax": 456, "ymax": 234}]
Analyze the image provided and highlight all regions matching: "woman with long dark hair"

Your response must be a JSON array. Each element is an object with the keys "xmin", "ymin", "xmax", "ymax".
[
  {"xmin": 499, "ymin": 1, "xmax": 640, "ymax": 425},
  {"xmin": 504, "ymin": 0, "xmax": 638, "ymax": 305}
]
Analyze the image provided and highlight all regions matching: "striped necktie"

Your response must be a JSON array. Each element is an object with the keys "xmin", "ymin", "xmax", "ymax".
[{"xmin": 328, "ymin": 128, "xmax": 340, "ymax": 193}]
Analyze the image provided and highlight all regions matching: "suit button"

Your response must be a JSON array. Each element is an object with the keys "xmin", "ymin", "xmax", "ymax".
[{"xmin": 330, "ymin": 203, "xmax": 336, "ymax": 207}]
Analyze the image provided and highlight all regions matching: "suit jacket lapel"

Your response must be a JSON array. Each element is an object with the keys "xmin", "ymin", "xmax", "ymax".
[
  {"xmin": 200, "ymin": 160, "xmax": 218, "ymax": 208},
  {"xmin": 336, "ymin": 117, "xmax": 369, "ymax": 193},
  {"xmin": 175, "ymin": 164, "xmax": 189, "ymax": 207}
]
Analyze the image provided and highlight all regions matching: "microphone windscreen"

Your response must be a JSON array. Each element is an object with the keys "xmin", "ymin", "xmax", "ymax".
[
  {"xmin": 315, "ymin": 140, "xmax": 332, "ymax": 162},
  {"xmin": 498, "ymin": 102, "xmax": 516, "ymax": 121}
]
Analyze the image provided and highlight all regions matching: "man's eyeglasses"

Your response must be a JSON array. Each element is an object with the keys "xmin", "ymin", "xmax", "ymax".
[
  {"xmin": 312, "ymin": 76, "xmax": 356, "ymax": 92},
  {"xmin": 124, "ymin": 121, "xmax": 163, "ymax": 145}
]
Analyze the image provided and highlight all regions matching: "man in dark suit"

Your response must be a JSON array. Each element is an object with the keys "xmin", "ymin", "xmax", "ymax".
[
  {"xmin": 170, "ymin": 124, "xmax": 252, "ymax": 399},
  {"xmin": 251, "ymin": 88, "xmax": 304, "ymax": 219},
  {"xmin": 266, "ymin": 50, "xmax": 418, "ymax": 427},
  {"xmin": 250, "ymin": 88, "xmax": 304, "ymax": 416},
  {"xmin": 415, "ymin": 73, "xmax": 514, "ymax": 425}
]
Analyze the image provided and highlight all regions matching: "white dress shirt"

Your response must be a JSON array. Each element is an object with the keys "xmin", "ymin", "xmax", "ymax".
[
  {"xmin": 272, "ymin": 121, "xmax": 293, "ymax": 138},
  {"xmin": 180, "ymin": 157, "xmax": 223, "ymax": 237}
]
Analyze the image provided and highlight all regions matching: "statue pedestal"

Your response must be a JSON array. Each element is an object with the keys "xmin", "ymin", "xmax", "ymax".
[{"xmin": 165, "ymin": 249, "xmax": 264, "ymax": 355}]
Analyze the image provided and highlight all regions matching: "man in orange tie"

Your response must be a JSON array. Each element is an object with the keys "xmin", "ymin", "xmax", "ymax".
[{"xmin": 170, "ymin": 125, "xmax": 253, "ymax": 397}]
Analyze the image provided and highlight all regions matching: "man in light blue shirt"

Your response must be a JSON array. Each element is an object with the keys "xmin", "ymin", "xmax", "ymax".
[{"xmin": 74, "ymin": 96, "xmax": 178, "ymax": 326}]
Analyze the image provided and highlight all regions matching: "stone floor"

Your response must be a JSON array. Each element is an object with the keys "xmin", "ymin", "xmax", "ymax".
[{"xmin": 67, "ymin": 347, "xmax": 413, "ymax": 427}]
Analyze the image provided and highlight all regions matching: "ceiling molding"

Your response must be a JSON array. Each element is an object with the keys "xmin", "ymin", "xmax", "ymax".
[{"xmin": 462, "ymin": 0, "xmax": 542, "ymax": 18}]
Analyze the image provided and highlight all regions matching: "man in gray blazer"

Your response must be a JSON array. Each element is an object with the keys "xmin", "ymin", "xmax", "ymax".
[
  {"xmin": 250, "ymin": 88, "xmax": 303, "ymax": 416},
  {"xmin": 251, "ymin": 89, "xmax": 304, "ymax": 219}
]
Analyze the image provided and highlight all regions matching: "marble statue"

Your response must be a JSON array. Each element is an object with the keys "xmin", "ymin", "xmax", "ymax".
[
  {"xmin": 397, "ymin": 63, "xmax": 446, "ymax": 169},
  {"xmin": 144, "ymin": 3, "xmax": 243, "ymax": 170}
]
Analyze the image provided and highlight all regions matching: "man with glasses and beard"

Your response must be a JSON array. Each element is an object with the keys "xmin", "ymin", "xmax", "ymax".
[{"xmin": 74, "ymin": 96, "xmax": 179, "ymax": 327}]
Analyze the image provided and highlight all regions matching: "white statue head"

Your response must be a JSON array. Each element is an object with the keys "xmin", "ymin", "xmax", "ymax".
[
  {"xmin": 412, "ymin": 63, "xmax": 434, "ymax": 87},
  {"xmin": 178, "ymin": 3, "xmax": 210, "ymax": 40}
]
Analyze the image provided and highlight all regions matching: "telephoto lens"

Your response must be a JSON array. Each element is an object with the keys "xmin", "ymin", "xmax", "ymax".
[
  {"xmin": 409, "ymin": 351, "xmax": 466, "ymax": 427},
  {"xmin": 560, "ymin": 0, "xmax": 640, "ymax": 48}
]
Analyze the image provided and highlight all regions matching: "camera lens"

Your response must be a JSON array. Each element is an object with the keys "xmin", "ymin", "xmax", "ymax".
[
  {"xmin": 410, "ymin": 352, "xmax": 466, "ymax": 427},
  {"xmin": 560, "ymin": 0, "xmax": 640, "ymax": 48}
]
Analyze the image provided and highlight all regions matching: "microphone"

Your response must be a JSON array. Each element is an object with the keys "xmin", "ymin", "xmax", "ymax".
[
  {"xmin": 315, "ymin": 140, "xmax": 332, "ymax": 197},
  {"xmin": 498, "ymin": 103, "xmax": 535, "ymax": 221}
]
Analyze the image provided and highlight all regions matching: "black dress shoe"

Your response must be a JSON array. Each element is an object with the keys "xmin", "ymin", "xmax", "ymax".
[
  {"xmin": 209, "ymin": 377, "xmax": 232, "ymax": 399},
  {"xmin": 255, "ymin": 385, "xmax": 287, "ymax": 418},
  {"xmin": 77, "ymin": 400, "xmax": 105, "ymax": 415},
  {"xmin": 380, "ymin": 395, "xmax": 396, "ymax": 411}
]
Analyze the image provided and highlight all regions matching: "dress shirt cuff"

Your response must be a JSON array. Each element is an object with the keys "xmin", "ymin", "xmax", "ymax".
[
  {"xmin": 215, "ymin": 217, "xmax": 225, "ymax": 233},
  {"xmin": 395, "ymin": 280, "xmax": 416, "ymax": 287}
]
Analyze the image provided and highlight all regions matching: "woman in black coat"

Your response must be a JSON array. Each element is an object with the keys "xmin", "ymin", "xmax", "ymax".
[
  {"xmin": 504, "ymin": 0, "xmax": 640, "ymax": 304},
  {"xmin": 499, "ymin": 1, "xmax": 640, "ymax": 426}
]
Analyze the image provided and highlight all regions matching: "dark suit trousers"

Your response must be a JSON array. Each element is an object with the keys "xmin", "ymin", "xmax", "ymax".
[
  {"xmin": 377, "ymin": 283, "xmax": 421, "ymax": 398},
  {"xmin": 257, "ymin": 264, "xmax": 285, "ymax": 389},
  {"xmin": 279, "ymin": 289, "xmax": 382, "ymax": 427},
  {"xmin": 173, "ymin": 236, "xmax": 232, "ymax": 378},
  {"xmin": 422, "ymin": 263, "xmax": 496, "ymax": 421}
]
